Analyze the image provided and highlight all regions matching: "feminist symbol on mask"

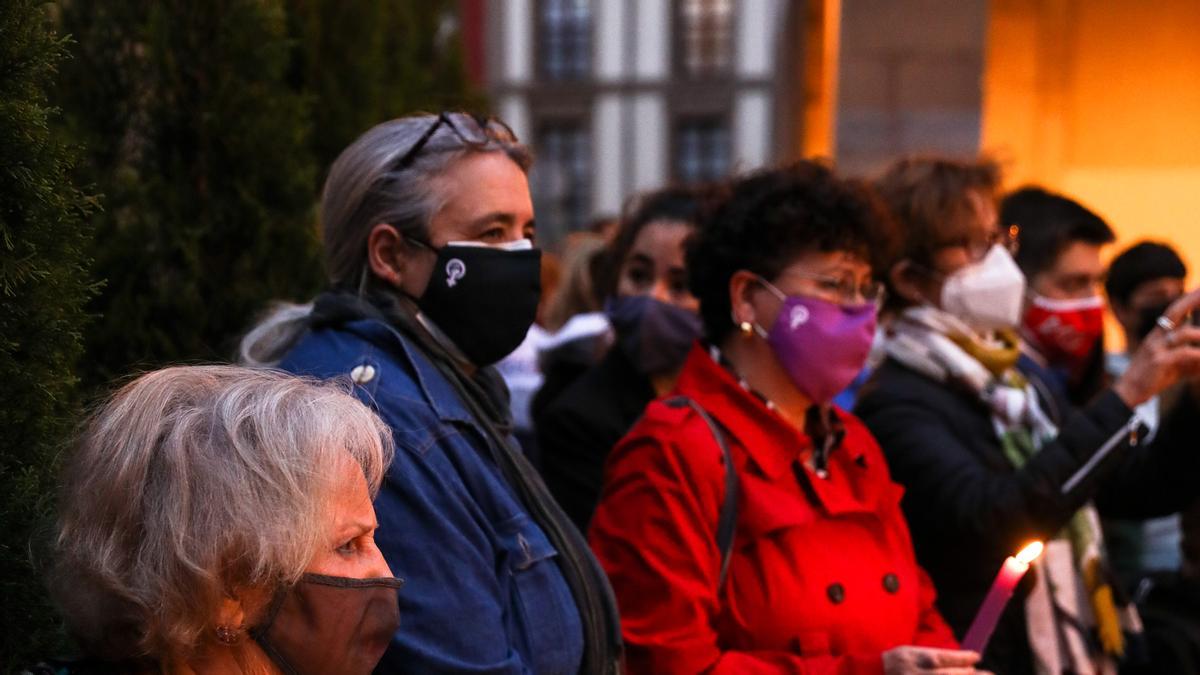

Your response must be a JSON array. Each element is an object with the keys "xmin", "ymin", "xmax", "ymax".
[
  {"xmin": 789, "ymin": 305, "xmax": 810, "ymax": 330},
  {"xmin": 446, "ymin": 259, "xmax": 466, "ymax": 287}
]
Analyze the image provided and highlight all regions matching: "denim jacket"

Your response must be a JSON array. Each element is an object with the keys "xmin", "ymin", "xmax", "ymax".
[{"xmin": 280, "ymin": 317, "xmax": 585, "ymax": 674}]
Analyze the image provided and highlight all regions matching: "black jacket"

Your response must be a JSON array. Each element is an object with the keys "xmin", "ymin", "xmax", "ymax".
[
  {"xmin": 855, "ymin": 357, "xmax": 1200, "ymax": 675},
  {"xmin": 535, "ymin": 345, "xmax": 656, "ymax": 532}
]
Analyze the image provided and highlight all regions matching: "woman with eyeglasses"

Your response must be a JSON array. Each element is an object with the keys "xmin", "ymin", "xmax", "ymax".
[
  {"xmin": 855, "ymin": 157, "xmax": 1200, "ymax": 675},
  {"xmin": 240, "ymin": 113, "xmax": 621, "ymax": 674},
  {"xmin": 588, "ymin": 162, "xmax": 983, "ymax": 674}
]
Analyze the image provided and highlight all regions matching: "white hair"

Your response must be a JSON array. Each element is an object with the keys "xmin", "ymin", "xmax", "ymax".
[{"xmin": 51, "ymin": 365, "xmax": 393, "ymax": 662}]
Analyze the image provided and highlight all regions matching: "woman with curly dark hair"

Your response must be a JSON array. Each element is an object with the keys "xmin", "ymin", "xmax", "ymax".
[{"xmin": 588, "ymin": 162, "xmax": 983, "ymax": 674}]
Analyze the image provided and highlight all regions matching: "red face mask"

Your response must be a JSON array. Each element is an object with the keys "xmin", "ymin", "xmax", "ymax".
[{"xmin": 1022, "ymin": 294, "xmax": 1105, "ymax": 369}]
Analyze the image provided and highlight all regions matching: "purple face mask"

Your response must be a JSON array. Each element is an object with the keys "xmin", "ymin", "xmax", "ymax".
[{"xmin": 756, "ymin": 279, "xmax": 877, "ymax": 405}]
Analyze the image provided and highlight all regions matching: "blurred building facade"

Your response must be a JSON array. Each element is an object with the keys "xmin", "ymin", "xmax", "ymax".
[
  {"xmin": 461, "ymin": 0, "xmax": 1199, "ymax": 283},
  {"xmin": 468, "ymin": 0, "xmax": 807, "ymax": 245}
]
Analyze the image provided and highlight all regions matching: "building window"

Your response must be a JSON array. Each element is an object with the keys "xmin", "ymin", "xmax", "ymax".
[
  {"xmin": 674, "ymin": 117, "xmax": 730, "ymax": 184},
  {"xmin": 538, "ymin": 0, "xmax": 591, "ymax": 81},
  {"xmin": 533, "ymin": 121, "xmax": 591, "ymax": 241},
  {"xmin": 676, "ymin": 0, "xmax": 734, "ymax": 77}
]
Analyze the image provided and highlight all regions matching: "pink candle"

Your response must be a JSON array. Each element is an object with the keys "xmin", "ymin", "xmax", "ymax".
[{"xmin": 961, "ymin": 541, "xmax": 1044, "ymax": 653}]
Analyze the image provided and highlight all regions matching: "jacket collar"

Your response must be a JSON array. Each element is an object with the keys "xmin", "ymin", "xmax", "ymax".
[
  {"xmin": 672, "ymin": 343, "xmax": 880, "ymax": 518},
  {"xmin": 343, "ymin": 317, "xmax": 480, "ymax": 426},
  {"xmin": 673, "ymin": 343, "xmax": 812, "ymax": 481}
]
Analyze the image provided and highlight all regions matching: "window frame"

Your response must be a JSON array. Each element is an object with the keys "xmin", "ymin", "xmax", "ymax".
[
  {"xmin": 672, "ymin": 0, "xmax": 738, "ymax": 80},
  {"xmin": 535, "ymin": 0, "xmax": 595, "ymax": 82}
]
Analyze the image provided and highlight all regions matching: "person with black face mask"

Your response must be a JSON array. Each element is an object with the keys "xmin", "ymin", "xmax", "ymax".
[
  {"xmin": 534, "ymin": 186, "xmax": 706, "ymax": 532},
  {"xmin": 240, "ymin": 113, "xmax": 621, "ymax": 675},
  {"xmin": 1103, "ymin": 241, "xmax": 1193, "ymax": 582}
]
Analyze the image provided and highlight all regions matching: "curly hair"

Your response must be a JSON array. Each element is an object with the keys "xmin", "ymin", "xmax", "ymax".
[{"xmin": 686, "ymin": 160, "xmax": 895, "ymax": 344}]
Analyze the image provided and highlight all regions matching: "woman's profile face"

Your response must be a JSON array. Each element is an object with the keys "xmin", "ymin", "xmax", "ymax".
[
  {"xmin": 306, "ymin": 459, "xmax": 392, "ymax": 580},
  {"xmin": 616, "ymin": 220, "xmax": 698, "ymax": 312},
  {"xmin": 398, "ymin": 152, "xmax": 536, "ymax": 299},
  {"xmin": 928, "ymin": 189, "xmax": 1001, "ymax": 278},
  {"xmin": 901, "ymin": 188, "xmax": 1003, "ymax": 307}
]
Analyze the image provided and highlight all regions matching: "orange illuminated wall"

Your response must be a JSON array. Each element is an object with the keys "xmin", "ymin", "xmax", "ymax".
[{"xmin": 982, "ymin": 0, "xmax": 1200, "ymax": 349}]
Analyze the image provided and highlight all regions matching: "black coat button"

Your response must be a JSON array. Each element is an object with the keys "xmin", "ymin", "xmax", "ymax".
[
  {"xmin": 883, "ymin": 573, "xmax": 900, "ymax": 594},
  {"xmin": 826, "ymin": 582, "xmax": 845, "ymax": 604}
]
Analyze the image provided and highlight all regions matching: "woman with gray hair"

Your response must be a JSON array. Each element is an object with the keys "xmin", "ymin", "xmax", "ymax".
[
  {"xmin": 42, "ymin": 365, "xmax": 401, "ymax": 674},
  {"xmin": 240, "ymin": 113, "xmax": 621, "ymax": 674}
]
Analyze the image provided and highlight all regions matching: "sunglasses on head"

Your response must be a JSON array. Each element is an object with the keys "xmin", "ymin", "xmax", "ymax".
[{"xmin": 393, "ymin": 112, "xmax": 517, "ymax": 171}]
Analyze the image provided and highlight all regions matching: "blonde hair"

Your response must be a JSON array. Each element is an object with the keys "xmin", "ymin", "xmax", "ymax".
[{"xmin": 51, "ymin": 365, "xmax": 394, "ymax": 663}]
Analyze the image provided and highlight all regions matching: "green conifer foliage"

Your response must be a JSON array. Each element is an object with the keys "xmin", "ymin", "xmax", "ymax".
[
  {"xmin": 0, "ymin": 0, "xmax": 96, "ymax": 668},
  {"xmin": 284, "ymin": 0, "xmax": 484, "ymax": 172},
  {"xmin": 57, "ymin": 0, "xmax": 322, "ymax": 387}
]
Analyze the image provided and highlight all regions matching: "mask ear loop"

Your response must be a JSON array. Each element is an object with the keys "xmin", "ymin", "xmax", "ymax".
[
  {"xmin": 247, "ymin": 583, "xmax": 297, "ymax": 675},
  {"xmin": 733, "ymin": 275, "xmax": 779, "ymax": 339}
]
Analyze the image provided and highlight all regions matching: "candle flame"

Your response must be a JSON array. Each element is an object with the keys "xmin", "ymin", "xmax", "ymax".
[{"xmin": 1016, "ymin": 541, "xmax": 1044, "ymax": 565}]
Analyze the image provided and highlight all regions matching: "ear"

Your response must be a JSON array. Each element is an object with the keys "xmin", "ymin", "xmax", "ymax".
[
  {"xmin": 214, "ymin": 594, "xmax": 247, "ymax": 636},
  {"xmin": 728, "ymin": 270, "xmax": 763, "ymax": 327},
  {"xmin": 888, "ymin": 259, "xmax": 932, "ymax": 306},
  {"xmin": 367, "ymin": 223, "xmax": 407, "ymax": 287}
]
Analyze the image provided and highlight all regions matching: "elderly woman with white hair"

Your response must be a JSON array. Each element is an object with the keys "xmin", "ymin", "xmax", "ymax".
[
  {"xmin": 38, "ymin": 366, "xmax": 401, "ymax": 675},
  {"xmin": 240, "ymin": 112, "xmax": 621, "ymax": 674}
]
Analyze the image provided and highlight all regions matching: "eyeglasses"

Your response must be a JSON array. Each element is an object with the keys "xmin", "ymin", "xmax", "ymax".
[
  {"xmin": 393, "ymin": 112, "xmax": 517, "ymax": 171},
  {"xmin": 963, "ymin": 225, "xmax": 1020, "ymax": 263},
  {"xmin": 766, "ymin": 271, "xmax": 886, "ymax": 307}
]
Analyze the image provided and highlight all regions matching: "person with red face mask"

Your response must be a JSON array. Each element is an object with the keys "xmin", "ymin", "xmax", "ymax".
[
  {"xmin": 858, "ymin": 158, "xmax": 1200, "ymax": 675},
  {"xmin": 1001, "ymin": 186, "xmax": 1115, "ymax": 406}
]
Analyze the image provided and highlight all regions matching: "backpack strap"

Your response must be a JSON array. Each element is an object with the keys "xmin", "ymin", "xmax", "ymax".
[{"xmin": 664, "ymin": 396, "xmax": 739, "ymax": 591}]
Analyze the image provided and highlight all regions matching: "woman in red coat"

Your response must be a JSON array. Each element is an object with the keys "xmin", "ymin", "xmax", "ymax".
[{"xmin": 588, "ymin": 162, "xmax": 984, "ymax": 674}]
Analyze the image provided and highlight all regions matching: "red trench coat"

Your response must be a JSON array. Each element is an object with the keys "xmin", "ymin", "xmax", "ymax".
[{"xmin": 588, "ymin": 345, "xmax": 958, "ymax": 674}]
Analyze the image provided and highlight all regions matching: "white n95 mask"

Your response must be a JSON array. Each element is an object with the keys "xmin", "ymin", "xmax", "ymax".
[{"xmin": 940, "ymin": 244, "xmax": 1027, "ymax": 330}]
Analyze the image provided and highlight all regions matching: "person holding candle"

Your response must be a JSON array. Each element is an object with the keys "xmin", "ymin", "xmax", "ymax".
[
  {"xmin": 856, "ymin": 156, "xmax": 1200, "ymax": 675},
  {"xmin": 589, "ymin": 162, "xmax": 985, "ymax": 674}
]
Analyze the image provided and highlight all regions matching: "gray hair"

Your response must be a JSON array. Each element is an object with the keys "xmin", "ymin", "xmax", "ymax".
[
  {"xmin": 240, "ymin": 113, "xmax": 532, "ymax": 367},
  {"xmin": 51, "ymin": 365, "xmax": 394, "ymax": 662}
]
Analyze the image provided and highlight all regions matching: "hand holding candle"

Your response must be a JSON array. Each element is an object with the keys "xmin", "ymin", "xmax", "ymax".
[{"xmin": 961, "ymin": 541, "xmax": 1044, "ymax": 654}]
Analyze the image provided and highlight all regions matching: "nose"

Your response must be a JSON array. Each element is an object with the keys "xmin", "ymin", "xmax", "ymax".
[
  {"xmin": 650, "ymin": 279, "xmax": 672, "ymax": 304},
  {"xmin": 364, "ymin": 540, "xmax": 395, "ymax": 579}
]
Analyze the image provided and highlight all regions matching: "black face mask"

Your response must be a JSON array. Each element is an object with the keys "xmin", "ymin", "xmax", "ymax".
[
  {"xmin": 417, "ymin": 241, "xmax": 542, "ymax": 367},
  {"xmin": 251, "ymin": 573, "xmax": 404, "ymax": 675},
  {"xmin": 1135, "ymin": 299, "xmax": 1179, "ymax": 341},
  {"xmin": 606, "ymin": 295, "xmax": 702, "ymax": 376}
]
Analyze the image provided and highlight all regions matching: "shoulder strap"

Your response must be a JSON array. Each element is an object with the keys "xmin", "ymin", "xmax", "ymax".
[{"xmin": 664, "ymin": 396, "xmax": 740, "ymax": 591}]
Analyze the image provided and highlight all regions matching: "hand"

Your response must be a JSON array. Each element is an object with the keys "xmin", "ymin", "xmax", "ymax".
[
  {"xmin": 882, "ymin": 645, "xmax": 988, "ymax": 674},
  {"xmin": 1113, "ymin": 287, "xmax": 1200, "ymax": 408}
]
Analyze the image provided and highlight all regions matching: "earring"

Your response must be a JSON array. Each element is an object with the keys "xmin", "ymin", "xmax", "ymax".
[
  {"xmin": 215, "ymin": 625, "xmax": 243, "ymax": 646},
  {"xmin": 739, "ymin": 321, "xmax": 753, "ymax": 336}
]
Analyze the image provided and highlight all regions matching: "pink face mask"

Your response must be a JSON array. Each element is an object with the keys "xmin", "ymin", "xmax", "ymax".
[{"xmin": 754, "ymin": 278, "xmax": 877, "ymax": 405}]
